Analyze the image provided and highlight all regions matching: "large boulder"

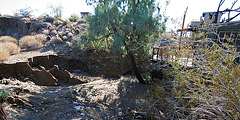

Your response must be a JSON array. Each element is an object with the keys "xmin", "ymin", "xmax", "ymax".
[
  {"xmin": 49, "ymin": 65, "xmax": 70, "ymax": 83},
  {"xmin": 49, "ymin": 65, "xmax": 86, "ymax": 84},
  {"xmin": 30, "ymin": 68, "xmax": 58, "ymax": 86}
]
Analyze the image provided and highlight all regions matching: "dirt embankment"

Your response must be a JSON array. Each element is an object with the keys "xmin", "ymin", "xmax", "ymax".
[
  {"xmin": 1, "ymin": 75, "xmax": 153, "ymax": 120},
  {"xmin": 0, "ymin": 16, "xmax": 41, "ymax": 39}
]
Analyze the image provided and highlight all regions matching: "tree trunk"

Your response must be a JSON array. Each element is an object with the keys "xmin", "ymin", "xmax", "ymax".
[{"xmin": 123, "ymin": 40, "xmax": 145, "ymax": 84}]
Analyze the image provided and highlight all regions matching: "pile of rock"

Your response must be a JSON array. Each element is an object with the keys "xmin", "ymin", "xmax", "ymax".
[{"xmin": 0, "ymin": 16, "xmax": 87, "ymax": 48}]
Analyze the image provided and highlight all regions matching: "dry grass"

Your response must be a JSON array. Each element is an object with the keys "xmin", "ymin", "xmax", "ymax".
[
  {"xmin": 34, "ymin": 34, "xmax": 47, "ymax": 43},
  {"xmin": 0, "ymin": 36, "xmax": 18, "ymax": 44},
  {"xmin": 0, "ymin": 42, "xmax": 20, "ymax": 55},
  {"xmin": 0, "ymin": 36, "xmax": 20, "ymax": 62},
  {"xmin": 19, "ymin": 35, "xmax": 43, "ymax": 50},
  {"xmin": 0, "ymin": 49, "xmax": 10, "ymax": 62},
  {"xmin": 0, "ymin": 42, "xmax": 20, "ymax": 54}
]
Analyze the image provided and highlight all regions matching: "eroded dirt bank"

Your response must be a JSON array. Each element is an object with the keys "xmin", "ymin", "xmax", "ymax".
[
  {"xmin": 0, "ymin": 54, "xmax": 87, "ymax": 86},
  {"xmin": 1, "ymin": 76, "xmax": 153, "ymax": 120},
  {"xmin": 0, "ymin": 49, "xmax": 155, "ymax": 119}
]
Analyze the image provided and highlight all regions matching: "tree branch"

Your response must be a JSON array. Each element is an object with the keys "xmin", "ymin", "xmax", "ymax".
[
  {"xmin": 95, "ymin": 32, "xmax": 113, "ymax": 41},
  {"xmin": 228, "ymin": 0, "xmax": 238, "ymax": 21}
]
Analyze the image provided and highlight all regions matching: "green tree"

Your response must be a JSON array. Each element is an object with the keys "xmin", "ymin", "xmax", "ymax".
[{"xmin": 84, "ymin": 0, "xmax": 166, "ymax": 83}]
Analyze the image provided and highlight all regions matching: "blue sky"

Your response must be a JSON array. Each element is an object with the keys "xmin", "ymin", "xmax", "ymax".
[{"xmin": 0, "ymin": 0, "xmax": 239, "ymax": 30}]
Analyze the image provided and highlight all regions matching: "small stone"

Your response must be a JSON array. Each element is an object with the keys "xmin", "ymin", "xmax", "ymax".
[
  {"xmin": 74, "ymin": 106, "xmax": 85, "ymax": 111},
  {"xmin": 80, "ymin": 113, "xmax": 85, "ymax": 116},
  {"xmin": 42, "ymin": 30, "xmax": 49, "ymax": 35},
  {"xmin": 118, "ymin": 112, "xmax": 123, "ymax": 116},
  {"xmin": 62, "ymin": 35, "xmax": 68, "ymax": 40},
  {"xmin": 73, "ymin": 102, "xmax": 79, "ymax": 105},
  {"xmin": 67, "ymin": 32, "xmax": 73, "ymax": 38}
]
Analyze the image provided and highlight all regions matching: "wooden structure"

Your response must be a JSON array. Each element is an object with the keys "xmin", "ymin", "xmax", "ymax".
[{"xmin": 80, "ymin": 12, "xmax": 89, "ymax": 18}]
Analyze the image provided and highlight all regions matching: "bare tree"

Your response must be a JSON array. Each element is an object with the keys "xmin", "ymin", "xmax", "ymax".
[
  {"xmin": 213, "ymin": 0, "xmax": 225, "ymax": 23},
  {"xmin": 228, "ymin": 0, "xmax": 238, "ymax": 20}
]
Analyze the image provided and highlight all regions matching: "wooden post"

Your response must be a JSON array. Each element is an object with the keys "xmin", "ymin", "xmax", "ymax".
[{"xmin": 180, "ymin": 7, "xmax": 188, "ymax": 50}]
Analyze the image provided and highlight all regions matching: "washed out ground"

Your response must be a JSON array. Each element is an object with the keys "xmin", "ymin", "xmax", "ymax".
[
  {"xmin": 1, "ymin": 50, "xmax": 153, "ymax": 120},
  {"xmin": 0, "ymin": 16, "xmax": 155, "ymax": 119}
]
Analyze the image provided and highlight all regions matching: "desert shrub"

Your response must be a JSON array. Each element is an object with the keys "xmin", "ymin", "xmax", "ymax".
[
  {"xmin": 63, "ymin": 20, "xmax": 70, "ymax": 25},
  {"xmin": 69, "ymin": 14, "xmax": 80, "ymax": 22},
  {"xmin": 15, "ymin": 7, "xmax": 33, "ymax": 17},
  {"xmin": 19, "ymin": 35, "xmax": 43, "ymax": 50},
  {"xmin": 78, "ymin": 19, "xmax": 87, "ymax": 23},
  {"xmin": 34, "ymin": 34, "xmax": 47, "ymax": 43},
  {"xmin": 0, "ymin": 40, "xmax": 20, "ymax": 54},
  {"xmin": 40, "ymin": 14, "xmax": 55, "ymax": 22},
  {"xmin": 0, "ymin": 89, "xmax": 10, "ymax": 120},
  {"xmin": 0, "ymin": 36, "xmax": 20, "ymax": 62},
  {"xmin": 148, "ymin": 32, "xmax": 240, "ymax": 119},
  {"xmin": 50, "ymin": 36, "xmax": 63, "ymax": 44},
  {"xmin": 0, "ymin": 36, "xmax": 18, "ymax": 44},
  {"xmin": 0, "ymin": 49, "xmax": 10, "ymax": 62},
  {"xmin": 0, "ymin": 42, "xmax": 20, "ymax": 55},
  {"xmin": 0, "ymin": 89, "xmax": 10, "ymax": 103}
]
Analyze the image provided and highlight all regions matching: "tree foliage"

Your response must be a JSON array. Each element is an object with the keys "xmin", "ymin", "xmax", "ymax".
[
  {"xmin": 83, "ymin": 0, "xmax": 166, "ymax": 83},
  {"xmin": 48, "ymin": 4, "xmax": 63, "ymax": 20},
  {"xmin": 0, "ymin": 89, "xmax": 10, "ymax": 103},
  {"xmin": 85, "ymin": 0, "xmax": 166, "ymax": 53}
]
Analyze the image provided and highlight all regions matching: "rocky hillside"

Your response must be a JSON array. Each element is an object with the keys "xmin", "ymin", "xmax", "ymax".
[{"xmin": 0, "ymin": 16, "xmax": 87, "ymax": 46}]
